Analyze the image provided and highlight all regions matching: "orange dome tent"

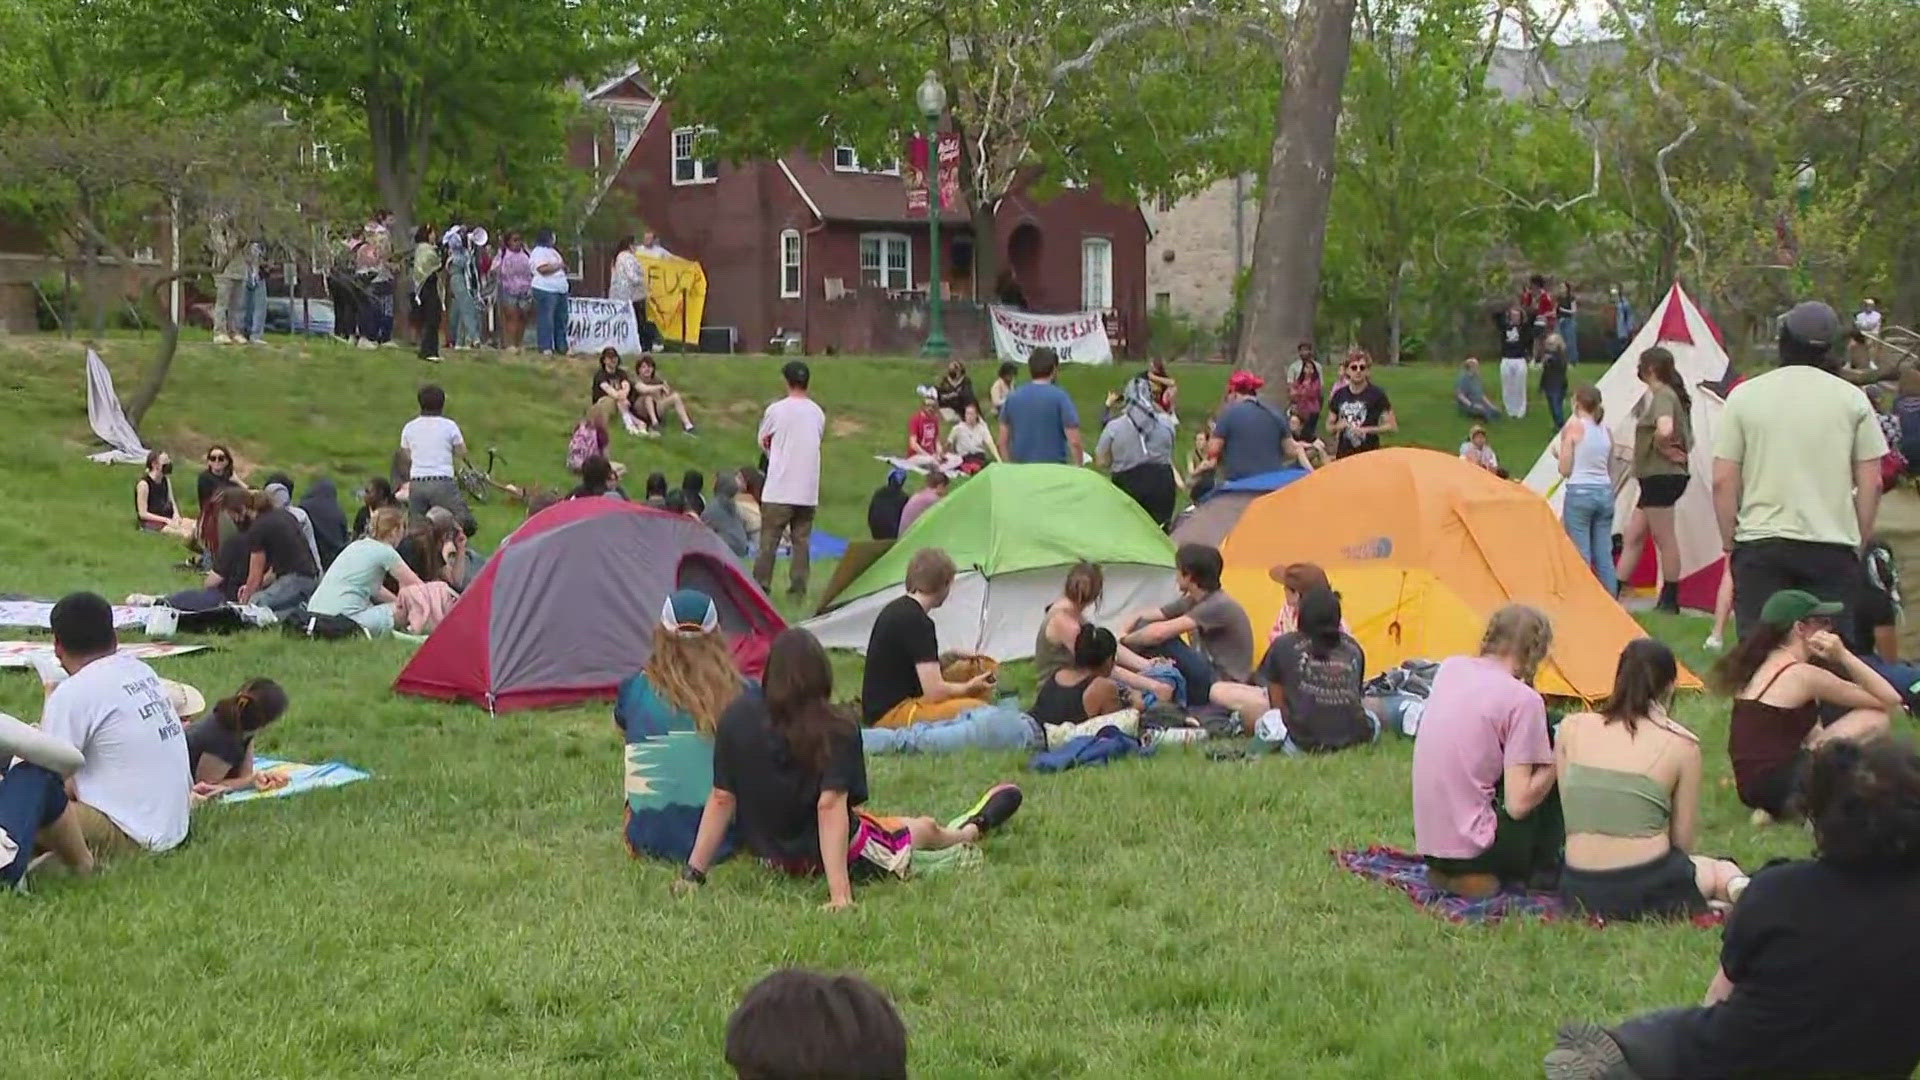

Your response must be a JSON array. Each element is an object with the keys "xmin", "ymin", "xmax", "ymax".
[{"xmin": 1218, "ymin": 448, "xmax": 1699, "ymax": 701}]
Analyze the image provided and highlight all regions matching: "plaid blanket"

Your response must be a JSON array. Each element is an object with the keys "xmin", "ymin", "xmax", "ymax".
[{"xmin": 1332, "ymin": 847, "xmax": 1722, "ymax": 928}]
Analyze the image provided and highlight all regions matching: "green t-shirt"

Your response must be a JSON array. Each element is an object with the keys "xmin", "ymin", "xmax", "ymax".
[
  {"xmin": 1714, "ymin": 365, "xmax": 1889, "ymax": 547},
  {"xmin": 1633, "ymin": 383, "xmax": 1690, "ymax": 478},
  {"xmin": 306, "ymin": 537, "xmax": 404, "ymax": 617}
]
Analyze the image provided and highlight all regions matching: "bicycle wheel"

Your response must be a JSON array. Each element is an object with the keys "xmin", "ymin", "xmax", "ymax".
[{"xmin": 456, "ymin": 468, "xmax": 490, "ymax": 504}]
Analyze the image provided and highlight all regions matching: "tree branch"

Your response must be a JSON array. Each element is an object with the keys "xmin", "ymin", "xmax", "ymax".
[{"xmin": 1049, "ymin": 4, "xmax": 1283, "ymax": 85}]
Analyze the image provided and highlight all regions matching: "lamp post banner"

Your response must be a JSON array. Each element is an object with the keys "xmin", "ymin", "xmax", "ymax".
[{"xmin": 987, "ymin": 305, "xmax": 1114, "ymax": 365}]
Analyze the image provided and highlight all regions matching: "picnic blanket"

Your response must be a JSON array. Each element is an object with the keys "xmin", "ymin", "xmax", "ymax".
[
  {"xmin": 772, "ymin": 530, "xmax": 848, "ymax": 561},
  {"xmin": 0, "ymin": 640, "xmax": 207, "ymax": 669},
  {"xmin": 1331, "ymin": 847, "xmax": 1722, "ymax": 928},
  {"xmin": 0, "ymin": 600, "xmax": 146, "ymax": 631},
  {"xmin": 218, "ymin": 757, "xmax": 370, "ymax": 803}
]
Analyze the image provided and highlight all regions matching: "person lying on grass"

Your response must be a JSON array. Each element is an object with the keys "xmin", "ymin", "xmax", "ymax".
[
  {"xmin": 1554, "ymin": 638, "xmax": 1748, "ymax": 923},
  {"xmin": 186, "ymin": 678, "xmax": 291, "ymax": 799},
  {"xmin": 861, "ymin": 547, "xmax": 999, "ymax": 729},
  {"xmin": 1036, "ymin": 561, "xmax": 1174, "ymax": 703},
  {"xmin": 621, "ymin": 590, "xmax": 747, "ymax": 865},
  {"xmin": 0, "ymin": 592, "xmax": 191, "ymax": 890},
  {"xmin": 725, "ymin": 968, "xmax": 907, "ymax": 1080},
  {"xmin": 1545, "ymin": 736, "xmax": 1920, "ymax": 1080},
  {"xmin": 1411, "ymin": 603, "xmax": 1561, "ymax": 898},
  {"xmin": 674, "ymin": 628, "xmax": 1022, "ymax": 910},
  {"xmin": 1119, "ymin": 543, "xmax": 1268, "ymax": 721},
  {"xmin": 1715, "ymin": 588, "xmax": 1898, "ymax": 825}
]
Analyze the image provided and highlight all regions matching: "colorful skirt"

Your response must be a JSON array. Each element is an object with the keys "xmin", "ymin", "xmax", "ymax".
[{"xmin": 764, "ymin": 812, "xmax": 914, "ymax": 880}]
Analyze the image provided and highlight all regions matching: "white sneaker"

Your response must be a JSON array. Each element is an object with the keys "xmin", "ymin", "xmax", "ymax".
[
  {"xmin": 124, "ymin": 593, "xmax": 159, "ymax": 607},
  {"xmin": 1703, "ymin": 634, "xmax": 1724, "ymax": 652},
  {"xmin": 356, "ymin": 339, "xmax": 377, "ymax": 350},
  {"xmin": 212, "ymin": 333, "xmax": 233, "ymax": 345},
  {"xmin": 247, "ymin": 337, "xmax": 265, "ymax": 345}
]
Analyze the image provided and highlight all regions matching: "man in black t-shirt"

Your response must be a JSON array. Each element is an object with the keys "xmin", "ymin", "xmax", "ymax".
[
  {"xmin": 1325, "ymin": 352, "xmax": 1395, "ymax": 458},
  {"xmin": 236, "ymin": 494, "xmax": 320, "ymax": 617},
  {"xmin": 861, "ymin": 548, "xmax": 997, "ymax": 727}
]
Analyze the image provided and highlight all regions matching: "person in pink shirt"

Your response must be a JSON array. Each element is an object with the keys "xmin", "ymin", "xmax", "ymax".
[
  {"xmin": 897, "ymin": 471, "xmax": 949, "ymax": 535},
  {"xmin": 1411, "ymin": 604, "xmax": 1562, "ymax": 897}
]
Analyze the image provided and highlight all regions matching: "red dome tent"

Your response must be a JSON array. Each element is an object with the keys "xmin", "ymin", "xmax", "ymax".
[{"xmin": 394, "ymin": 499, "xmax": 783, "ymax": 712}]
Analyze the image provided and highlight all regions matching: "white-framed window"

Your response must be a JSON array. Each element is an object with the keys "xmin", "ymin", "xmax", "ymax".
[
  {"xmin": 1081, "ymin": 236, "xmax": 1113, "ymax": 311},
  {"xmin": 779, "ymin": 229, "xmax": 802, "ymax": 298},
  {"xmin": 859, "ymin": 232, "xmax": 911, "ymax": 290},
  {"xmin": 131, "ymin": 245, "xmax": 157, "ymax": 263},
  {"xmin": 672, "ymin": 126, "xmax": 718, "ymax": 184},
  {"xmin": 834, "ymin": 146, "xmax": 900, "ymax": 175},
  {"xmin": 612, "ymin": 115, "xmax": 643, "ymax": 158}
]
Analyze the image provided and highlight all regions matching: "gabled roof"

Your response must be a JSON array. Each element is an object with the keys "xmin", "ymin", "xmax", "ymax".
[
  {"xmin": 583, "ymin": 65, "xmax": 656, "ymax": 104},
  {"xmin": 779, "ymin": 153, "xmax": 971, "ymax": 226}
]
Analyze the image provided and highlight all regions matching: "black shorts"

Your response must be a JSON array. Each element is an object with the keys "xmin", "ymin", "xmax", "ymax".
[
  {"xmin": 1740, "ymin": 751, "xmax": 1811, "ymax": 818},
  {"xmin": 1637, "ymin": 474, "xmax": 1689, "ymax": 509},
  {"xmin": 1560, "ymin": 847, "xmax": 1706, "ymax": 922}
]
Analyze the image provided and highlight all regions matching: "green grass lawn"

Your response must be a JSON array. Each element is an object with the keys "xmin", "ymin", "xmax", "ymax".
[{"xmin": 0, "ymin": 334, "xmax": 1838, "ymax": 1077}]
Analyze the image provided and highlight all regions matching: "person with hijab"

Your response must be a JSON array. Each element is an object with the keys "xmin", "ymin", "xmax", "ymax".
[
  {"xmin": 299, "ymin": 478, "xmax": 351, "ymax": 569},
  {"xmin": 701, "ymin": 472, "xmax": 752, "ymax": 559},
  {"xmin": 444, "ymin": 227, "xmax": 482, "ymax": 350},
  {"xmin": 410, "ymin": 225, "xmax": 444, "ymax": 362}
]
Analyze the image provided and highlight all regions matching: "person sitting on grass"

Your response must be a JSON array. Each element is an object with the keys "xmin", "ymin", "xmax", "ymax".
[
  {"xmin": 567, "ymin": 398, "xmax": 628, "ymax": 481},
  {"xmin": 236, "ymin": 489, "xmax": 321, "ymax": 618},
  {"xmin": 569, "ymin": 454, "xmax": 627, "ymax": 501},
  {"xmin": 1032, "ymin": 625, "xmax": 1138, "ymax": 728},
  {"xmin": 0, "ymin": 592, "xmax": 191, "ymax": 890},
  {"xmin": 724, "ymin": 968, "xmax": 908, "ymax": 1080},
  {"xmin": 862, "ymin": 548, "xmax": 998, "ymax": 728},
  {"xmin": 1716, "ymin": 588, "xmax": 1898, "ymax": 825},
  {"xmin": 989, "ymin": 360, "xmax": 1018, "ymax": 416},
  {"xmin": 675, "ymin": 628, "xmax": 1024, "ymax": 909},
  {"xmin": 186, "ymin": 678, "xmax": 292, "ymax": 799},
  {"xmin": 1411, "ymin": 603, "xmax": 1561, "ymax": 898},
  {"xmin": 643, "ymin": 471, "xmax": 669, "ymax": 510},
  {"xmin": 905, "ymin": 388, "xmax": 943, "ymax": 468},
  {"xmin": 681, "ymin": 469, "xmax": 707, "ymax": 514},
  {"xmin": 1554, "ymin": 638, "xmax": 1749, "ymax": 923},
  {"xmin": 1255, "ymin": 586, "xmax": 1377, "ymax": 753},
  {"xmin": 1459, "ymin": 425, "xmax": 1500, "ymax": 474},
  {"xmin": 262, "ymin": 474, "xmax": 322, "ymax": 572},
  {"xmin": 1545, "ymin": 736, "xmax": 1920, "ymax": 1080},
  {"xmin": 735, "ymin": 467, "xmax": 764, "ymax": 536},
  {"xmin": 866, "ymin": 468, "xmax": 910, "ymax": 541},
  {"xmin": 304, "ymin": 507, "xmax": 426, "ymax": 636},
  {"xmin": 947, "ymin": 400, "xmax": 1000, "ymax": 473},
  {"xmin": 1454, "ymin": 357, "xmax": 1502, "ymax": 422},
  {"xmin": 589, "ymin": 346, "xmax": 648, "ymax": 436},
  {"xmin": 934, "ymin": 358, "xmax": 976, "ymax": 422},
  {"xmin": 1037, "ymin": 562, "xmax": 1175, "ymax": 702},
  {"xmin": 897, "ymin": 471, "xmax": 948, "ymax": 534},
  {"xmin": 134, "ymin": 449, "xmax": 195, "ymax": 541},
  {"xmin": 634, "ymin": 355, "xmax": 697, "ymax": 436},
  {"xmin": 1120, "ymin": 543, "xmax": 1265, "ymax": 718},
  {"xmin": 664, "ymin": 489, "xmax": 696, "ymax": 520},
  {"xmin": 620, "ymin": 590, "xmax": 748, "ymax": 865},
  {"xmin": 1265, "ymin": 562, "xmax": 1336, "ymax": 643},
  {"xmin": 1185, "ymin": 423, "xmax": 1217, "ymax": 501},
  {"xmin": 701, "ymin": 472, "xmax": 752, "ymax": 559},
  {"xmin": 353, "ymin": 476, "xmax": 399, "ymax": 538}
]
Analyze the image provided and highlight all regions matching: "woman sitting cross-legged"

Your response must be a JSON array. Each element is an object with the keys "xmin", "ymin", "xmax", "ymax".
[
  {"xmin": 1555, "ymin": 638, "xmax": 1748, "ymax": 922},
  {"xmin": 1037, "ymin": 561, "xmax": 1175, "ymax": 704},
  {"xmin": 1717, "ymin": 588, "xmax": 1898, "ymax": 824},
  {"xmin": 1546, "ymin": 736, "xmax": 1920, "ymax": 1080},
  {"xmin": 1255, "ymin": 586, "xmax": 1379, "ymax": 754},
  {"xmin": 1032, "ymin": 625, "xmax": 1140, "ymax": 728},
  {"xmin": 134, "ymin": 449, "xmax": 197, "ymax": 541},
  {"xmin": 620, "ymin": 590, "xmax": 749, "ymax": 865},
  {"xmin": 675, "ymin": 628, "xmax": 1023, "ymax": 909}
]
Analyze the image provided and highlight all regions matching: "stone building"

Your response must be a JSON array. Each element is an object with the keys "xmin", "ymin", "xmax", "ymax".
[{"xmin": 1142, "ymin": 173, "xmax": 1257, "ymax": 329}]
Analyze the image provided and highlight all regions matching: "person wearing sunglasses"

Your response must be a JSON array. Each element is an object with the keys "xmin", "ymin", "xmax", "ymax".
[
  {"xmin": 1325, "ymin": 351, "xmax": 1396, "ymax": 459},
  {"xmin": 1714, "ymin": 589, "xmax": 1898, "ymax": 824},
  {"xmin": 196, "ymin": 445, "xmax": 240, "ymax": 510}
]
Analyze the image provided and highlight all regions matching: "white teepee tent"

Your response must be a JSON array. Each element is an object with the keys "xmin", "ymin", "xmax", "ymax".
[{"xmin": 1521, "ymin": 283, "xmax": 1734, "ymax": 610}]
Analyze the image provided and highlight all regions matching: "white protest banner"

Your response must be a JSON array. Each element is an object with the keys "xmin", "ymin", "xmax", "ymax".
[
  {"xmin": 567, "ymin": 298, "xmax": 641, "ymax": 355},
  {"xmin": 987, "ymin": 305, "xmax": 1113, "ymax": 366}
]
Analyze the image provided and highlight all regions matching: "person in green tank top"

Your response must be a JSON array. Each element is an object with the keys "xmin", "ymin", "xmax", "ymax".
[{"xmin": 1554, "ymin": 638, "xmax": 1749, "ymax": 921}]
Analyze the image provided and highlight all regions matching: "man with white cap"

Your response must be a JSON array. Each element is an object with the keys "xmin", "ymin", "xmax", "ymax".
[
  {"xmin": 0, "ymin": 592, "xmax": 190, "ymax": 890},
  {"xmin": 1714, "ymin": 301, "xmax": 1889, "ymax": 643}
]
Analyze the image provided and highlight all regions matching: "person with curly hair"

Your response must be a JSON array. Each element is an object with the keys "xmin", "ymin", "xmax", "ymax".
[
  {"xmin": 1412, "ymin": 604, "xmax": 1562, "ymax": 897},
  {"xmin": 1546, "ymin": 736, "xmax": 1920, "ymax": 1079}
]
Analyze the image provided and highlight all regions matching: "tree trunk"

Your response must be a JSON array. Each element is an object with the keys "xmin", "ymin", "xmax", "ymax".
[
  {"xmin": 367, "ymin": 99, "xmax": 419, "ymax": 338},
  {"xmin": 1386, "ymin": 263, "xmax": 1403, "ymax": 366},
  {"xmin": 970, "ymin": 203, "xmax": 998, "ymax": 305},
  {"xmin": 1235, "ymin": 0, "xmax": 1359, "ymax": 387},
  {"xmin": 124, "ymin": 271, "xmax": 196, "ymax": 430},
  {"xmin": 87, "ymin": 246, "xmax": 108, "ymax": 337}
]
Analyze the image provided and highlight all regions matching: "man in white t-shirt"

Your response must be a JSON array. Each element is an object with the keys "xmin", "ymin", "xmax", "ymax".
[
  {"xmin": 399, "ymin": 383, "xmax": 476, "ymax": 535},
  {"xmin": 0, "ymin": 592, "xmax": 190, "ymax": 889},
  {"xmin": 1855, "ymin": 297, "xmax": 1883, "ymax": 336},
  {"xmin": 752, "ymin": 360, "xmax": 827, "ymax": 599}
]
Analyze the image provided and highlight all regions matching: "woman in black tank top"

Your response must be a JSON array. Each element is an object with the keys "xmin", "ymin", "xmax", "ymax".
[
  {"xmin": 1031, "ymin": 625, "xmax": 1134, "ymax": 727},
  {"xmin": 134, "ymin": 449, "xmax": 182, "ymax": 530}
]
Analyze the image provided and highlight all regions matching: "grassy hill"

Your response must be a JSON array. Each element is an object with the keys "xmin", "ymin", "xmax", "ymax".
[{"xmin": 0, "ymin": 334, "xmax": 1826, "ymax": 1077}]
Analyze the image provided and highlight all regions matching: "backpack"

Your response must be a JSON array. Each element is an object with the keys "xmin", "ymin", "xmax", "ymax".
[
  {"xmin": 282, "ymin": 610, "xmax": 368, "ymax": 640},
  {"xmin": 565, "ymin": 422, "xmax": 599, "ymax": 473}
]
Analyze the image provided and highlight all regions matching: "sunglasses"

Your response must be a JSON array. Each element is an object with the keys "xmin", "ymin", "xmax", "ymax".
[
  {"xmin": 207, "ymin": 454, "xmax": 229, "ymax": 462},
  {"xmin": 1346, "ymin": 364, "xmax": 1369, "ymax": 373}
]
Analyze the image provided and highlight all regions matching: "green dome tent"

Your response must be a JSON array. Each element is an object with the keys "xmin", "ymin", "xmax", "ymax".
[{"xmin": 801, "ymin": 464, "xmax": 1178, "ymax": 659}]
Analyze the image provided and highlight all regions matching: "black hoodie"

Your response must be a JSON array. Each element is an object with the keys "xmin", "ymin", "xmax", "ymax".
[{"xmin": 300, "ymin": 477, "xmax": 351, "ymax": 569}]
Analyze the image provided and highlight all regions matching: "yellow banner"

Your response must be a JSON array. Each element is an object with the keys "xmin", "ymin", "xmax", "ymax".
[{"xmin": 639, "ymin": 253, "xmax": 707, "ymax": 344}]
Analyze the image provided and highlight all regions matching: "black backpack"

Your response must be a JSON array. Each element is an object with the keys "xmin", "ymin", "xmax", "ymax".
[{"xmin": 282, "ymin": 610, "xmax": 368, "ymax": 640}]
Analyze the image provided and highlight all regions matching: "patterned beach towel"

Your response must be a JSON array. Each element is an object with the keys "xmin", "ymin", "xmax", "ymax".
[
  {"xmin": 218, "ymin": 758, "xmax": 371, "ymax": 803},
  {"xmin": 0, "ymin": 640, "xmax": 207, "ymax": 669},
  {"xmin": 0, "ymin": 601, "xmax": 146, "ymax": 631},
  {"xmin": 1332, "ymin": 847, "xmax": 1721, "ymax": 928}
]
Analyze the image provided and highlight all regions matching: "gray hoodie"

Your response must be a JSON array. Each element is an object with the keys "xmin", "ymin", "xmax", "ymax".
[{"xmin": 700, "ymin": 473, "xmax": 751, "ymax": 558}]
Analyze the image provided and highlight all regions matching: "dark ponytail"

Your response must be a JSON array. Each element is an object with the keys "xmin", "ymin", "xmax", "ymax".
[
  {"xmin": 1597, "ymin": 638, "xmax": 1677, "ymax": 733},
  {"xmin": 1071, "ymin": 623, "xmax": 1118, "ymax": 671},
  {"xmin": 1297, "ymin": 586, "xmax": 1343, "ymax": 659},
  {"xmin": 211, "ymin": 677, "xmax": 289, "ymax": 735},
  {"xmin": 1638, "ymin": 346, "xmax": 1691, "ymax": 414}
]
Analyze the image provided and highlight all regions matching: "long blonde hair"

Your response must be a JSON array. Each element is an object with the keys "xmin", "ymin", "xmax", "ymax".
[{"xmin": 647, "ymin": 625, "xmax": 740, "ymax": 736}]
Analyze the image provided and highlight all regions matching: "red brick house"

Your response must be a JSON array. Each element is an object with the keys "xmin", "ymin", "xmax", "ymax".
[{"xmin": 570, "ymin": 71, "xmax": 1147, "ymax": 357}]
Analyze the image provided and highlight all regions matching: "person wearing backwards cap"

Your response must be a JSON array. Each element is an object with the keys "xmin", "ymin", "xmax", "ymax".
[
  {"xmin": 1208, "ymin": 370, "xmax": 1310, "ymax": 484},
  {"xmin": 618, "ymin": 589, "xmax": 751, "ymax": 864},
  {"xmin": 1713, "ymin": 300, "xmax": 1889, "ymax": 645},
  {"xmin": 1714, "ymin": 587, "xmax": 1897, "ymax": 823}
]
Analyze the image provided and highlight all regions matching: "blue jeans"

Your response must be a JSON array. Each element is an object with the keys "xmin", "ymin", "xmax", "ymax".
[
  {"xmin": 1545, "ymin": 389, "xmax": 1567, "ymax": 431},
  {"xmin": 1862, "ymin": 654, "xmax": 1920, "ymax": 711},
  {"xmin": 1558, "ymin": 315, "xmax": 1579, "ymax": 364},
  {"xmin": 862, "ymin": 705, "xmax": 1041, "ymax": 755},
  {"xmin": 241, "ymin": 277, "xmax": 268, "ymax": 340},
  {"xmin": 1564, "ymin": 483, "xmax": 1617, "ymax": 595},
  {"xmin": 0, "ymin": 761, "xmax": 69, "ymax": 886},
  {"xmin": 534, "ymin": 289, "xmax": 569, "ymax": 353},
  {"xmin": 1139, "ymin": 638, "xmax": 1215, "ymax": 705}
]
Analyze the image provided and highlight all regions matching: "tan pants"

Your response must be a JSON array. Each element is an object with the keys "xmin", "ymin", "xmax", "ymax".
[
  {"xmin": 72, "ymin": 803, "xmax": 141, "ymax": 859},
  {"xmin": 872, "ymin": 658, "xmax": 997, "ymax": 729}
]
